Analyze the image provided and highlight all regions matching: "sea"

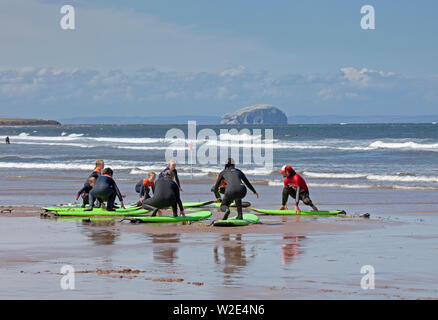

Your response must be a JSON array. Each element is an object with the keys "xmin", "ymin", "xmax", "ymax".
[{"xmin": 0, "ymin": 123, "xmax": 437, "ymax": 192}]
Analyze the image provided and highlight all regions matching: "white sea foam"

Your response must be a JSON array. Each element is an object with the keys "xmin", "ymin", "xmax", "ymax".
[
  {"xmin": 367, "ymin": 174, "xmax": 438, "ymax": 183},
  {"xmin": 267, "ymin": 180, "xmax": 438, "ymax": 190},
  {"xmin": 369, "ymin": 140, "xmax": 438, "ymax": 151},
  {"xmin": 303, "ymin": 171, "xmax": 367, "ymax": 179},
  {"xmin": 0, "ymin": 161, "xmax": 140, "ymax": 171},
  {"xmin": 302, "ymin": 171, "xmax": 438, "ymax": 183}
]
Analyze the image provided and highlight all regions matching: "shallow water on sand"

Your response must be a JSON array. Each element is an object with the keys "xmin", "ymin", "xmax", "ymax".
[{"xmin": 1, "ymin": 207, "xmax": 437, "ymax": 299}]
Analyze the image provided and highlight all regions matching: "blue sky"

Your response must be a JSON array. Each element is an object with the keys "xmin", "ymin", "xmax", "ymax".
[{"xmin": 0, "ymin": 0, "xmax": 437, "ymax": 119}]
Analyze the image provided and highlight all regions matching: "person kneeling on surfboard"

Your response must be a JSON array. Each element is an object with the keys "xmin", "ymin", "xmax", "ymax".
[
  {"xmin": 135, "ymin": 171, "xmax": 156, "ymax": 206},
  {"xmin": 142, "ymin": 171, "xmax": 185, "ymax": 217},
  {"xmin": 279, "ymin": 165, "xmax": 318, "ymax": 213},
  {"xmin": 76, "ymin": 176, "xmax": 96, "ymax": 208},
  {"xmin": 213, "ymin": 158, "xmax": 259, "ymax": 220},
  {"xmin": 85, "ymin": 168, "xmax": 125, "ymax": 211}
]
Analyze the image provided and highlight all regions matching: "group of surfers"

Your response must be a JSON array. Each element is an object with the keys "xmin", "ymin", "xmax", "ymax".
[{"xmin": 75, "ymin": 159, "xmax": 318, "ymax": 220}]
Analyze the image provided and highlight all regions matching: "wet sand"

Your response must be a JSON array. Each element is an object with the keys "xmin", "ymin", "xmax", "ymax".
[{"xmin": 0, "ymin": 178, "xmax": 437, "ymax": 299}]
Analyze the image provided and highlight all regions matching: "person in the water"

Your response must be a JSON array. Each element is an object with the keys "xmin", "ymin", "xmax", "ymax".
[
  {"xmin": 76, "ymin": 176, "xmax": 96, "ymax": 208},
  {"xmin": 85, "ymin": 167, "xmax": 124, "ymax": 211},
  {"xmin": 135, "ymin": 171, "xmax": 156, "ymax": 205},
  {"xmin": 211, "ymin": 173, "xmax": 226, "ymax": 202},
  {"xmin": 159, "ymin": 160, "xmax": 182, "ymax": 191},
  {"xmin": 5, "ymin": 136, "xmax": 10, "ymax": 144},
  {"xmin": 142, "ymin": 170, "xmax": 185, "ymax": 217},
  {"xmin": 212, "ymin": 158, "xmax": 258, "ymax": 220},
  {"xmin": 278, "ymin": 165, "xmax": 318, "ymax": 213}
]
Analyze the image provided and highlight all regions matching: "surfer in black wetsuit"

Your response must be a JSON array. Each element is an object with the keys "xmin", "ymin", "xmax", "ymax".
[
  {"xmin": 85, "ymin": 167, "xmax": 125, "ymax": 211},
  {"xmin": 213, "ymin": 158, "xmax": 259, "ymax": 220},
  {"xmin": 77, "ymin": 160, "xmax": 104, "ymax": 207},
  {"xmin": 159, "ymin": 160, "xmax": 182, "ymax": 191},
  {"xmin": 5, "ymin": 136, "xmax": 10, "ymax": 144},
  {"xmin": 76, "ymin": 176, "xmax": 96, "ymax": 208},
  {"xmin": 142, "ymin": 171, "xmax": 185, "ymax": 217}
]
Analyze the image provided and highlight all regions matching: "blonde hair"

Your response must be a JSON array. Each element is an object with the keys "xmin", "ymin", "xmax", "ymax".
[
  {"xmin": 148, "ymin": 171, "xmax": 156, "ymax": 178},
  {"xmin": 95, "ymin": 159, "xmax": 104, "ymax": 168}
]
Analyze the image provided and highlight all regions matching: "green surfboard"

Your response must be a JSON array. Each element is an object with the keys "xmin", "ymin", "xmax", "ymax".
[
  {"xmin": 252, "ymin": 208, "xmax": 345, "ymax": 215},
  {"xmin": 124, "ymin": 211, "xmax": 212, "ymax": 223},
  {"xmin": 41, "ymin": 205, "xmax": 141, "ymax": 213},
  {"xmin": 213, "ymin": 213, "xmax": 259, "ymax": 227},
  {"xmin": 210, "ymin": 201, "xmax": 251, "ymax": 208},
  {"xmin": 183, "ymin": 201, "xmax": 214, "ymax": 208},
  {"xmin": 48, "ymin": 208, "xmax": 149, "ymax": 216},
  {"xmin": 42, "ymin": 202, "xmax": 138, "ymax": 209}
]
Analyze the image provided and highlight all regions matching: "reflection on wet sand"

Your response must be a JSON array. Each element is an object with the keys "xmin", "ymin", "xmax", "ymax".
[
  {"xmin": 80, "ymin": 220, "xmax": 120, "ymax": 245},
  {"xmin": 214, "ymin": 234, "xmax": 255, "ymax": 284},
  {"xmin": 149, "ymin": 233, "xmax": 180, "ymax": 264},
  {"xmin": 281, "ymin": 235, "xmax": 306, "ymax": 265}
]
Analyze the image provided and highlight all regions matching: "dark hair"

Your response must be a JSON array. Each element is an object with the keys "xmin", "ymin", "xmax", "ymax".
[
  {"xmin": 164, "ymin": 170, "xmax": 174, "ymax": 179},
  {"xmin": 224, "ymin": 158, "xmax": 235, "ymax": 169},
  {"xmin": 103, "ymin": 167, "xmax": 113, "ymax": 176}
]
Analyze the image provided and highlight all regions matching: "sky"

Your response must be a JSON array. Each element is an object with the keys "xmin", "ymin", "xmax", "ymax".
[{"xmin": 0, "ymin": 0, "xmax": 437, "ymax": 120}]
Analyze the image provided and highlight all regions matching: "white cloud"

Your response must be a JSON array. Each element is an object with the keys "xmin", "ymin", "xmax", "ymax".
[
  {"xmin": 0, "ymin": 65, "xmax": 437, "ymax": 117},
  {"xmin": 220, "ymin": 65, "xmax": 246, "ymax": 77}
]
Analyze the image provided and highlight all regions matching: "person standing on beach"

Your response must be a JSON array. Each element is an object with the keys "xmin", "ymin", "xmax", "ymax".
[
  {"xmin": 5, "ymin": 136, "xmax": 10, "ymax": 144},
  {"xmin": 85, "ymin": 167, "xmax": 125, "ymax": 211},
  {"xmin": 278, "ymin": 165, "xmax": 318, "ymax": 213},
  {"xmin": 142, "ymin": 170, "xmax": 185, "ymax": 217},
  {"xmin": 213, "ymin": 158, "xmax": 259, "ymax": 220},
  {"xmin": 159, "ymin": 160, "xmax": 182, "ymax": 191}
]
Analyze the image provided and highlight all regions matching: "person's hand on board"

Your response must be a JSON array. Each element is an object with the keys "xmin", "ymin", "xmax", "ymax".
[
  {"xmin": 75, "ymin": 194, "xmax": 79, "ymax": 201},
  {"xmin": 120, "ymin": 201, "xmax": 125, "ymax": 209}
]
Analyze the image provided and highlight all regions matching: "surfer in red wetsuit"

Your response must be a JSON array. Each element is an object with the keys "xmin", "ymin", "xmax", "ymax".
[{"xmin": 279, "ymin": 165, "xmax": 318, "ymax": 213}]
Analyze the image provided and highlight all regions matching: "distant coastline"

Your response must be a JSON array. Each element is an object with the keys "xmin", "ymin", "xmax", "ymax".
[{"xmin": 0, "ymin": 118, "xmax": 61, "ymax": 126}]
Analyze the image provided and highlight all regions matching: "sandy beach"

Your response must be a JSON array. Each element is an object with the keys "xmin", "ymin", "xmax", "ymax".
[{"xmin": 1, "ymin": 177, "xmax": 437, "ymax": 300}]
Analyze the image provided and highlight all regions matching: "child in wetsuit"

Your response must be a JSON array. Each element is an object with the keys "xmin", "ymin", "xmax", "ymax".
[
  {"xmin": 135, "ymin": 171, "xmax": 156, "ymax": 205},
  {"xmin": 76, "ymin": 176, "xmax": 96, "ymax": 208},
  {"xmin": 211, "ymin": 173, "xmax": 226, "ymax": 202},
  {"xmin": 77, "ymin": 160, "xmax": 104, "ymax": 207},
  {"xmin": 85, "ymin": 167, "xmax": 124, "ymax": 211}
]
